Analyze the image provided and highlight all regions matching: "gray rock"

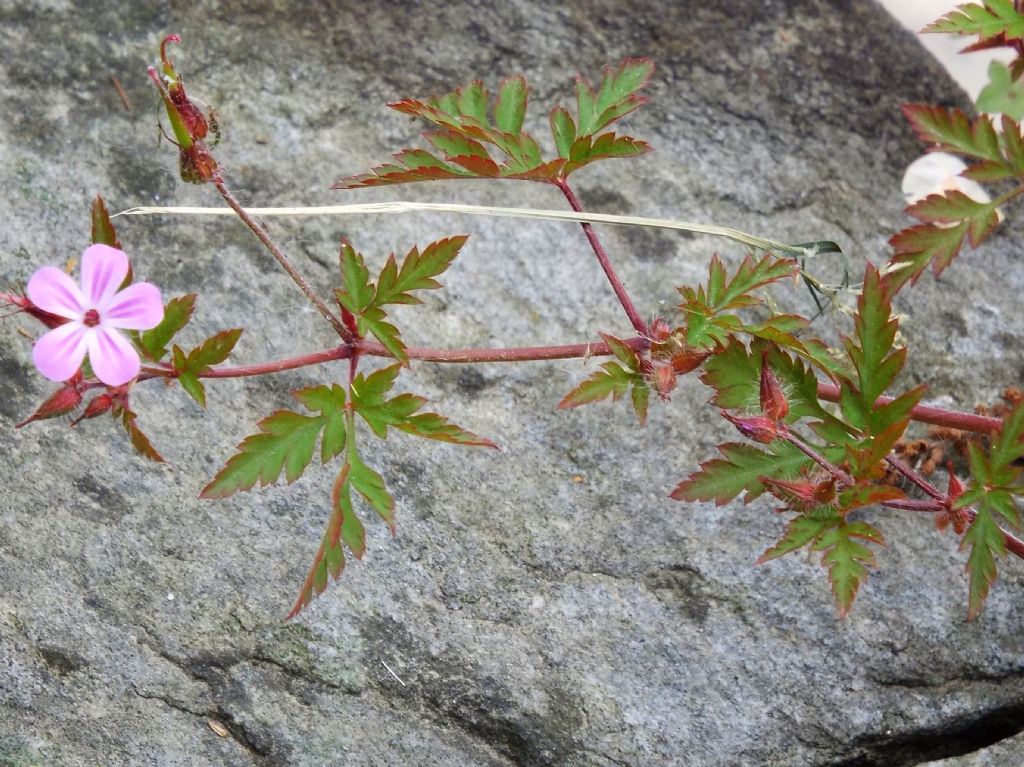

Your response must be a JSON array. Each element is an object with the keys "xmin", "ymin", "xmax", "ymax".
[{"xmin": 1, "ymin": 1, "xmax": 1023, "ymax": 765}]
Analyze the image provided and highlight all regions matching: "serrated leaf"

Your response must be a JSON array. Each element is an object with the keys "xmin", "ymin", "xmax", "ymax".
[
  {"xmin": 557, "ymin": 361, "xmax": 636, "ymax": 410},
  {"xmin": 495, "ymin": 76, "xmax": 528, "ymax": 134},
  {"xmin": 575, "ymin": 58, "xmax": 654, "ymax": 136},
  {"xmin": 631, "ymin": 383, "xmax": 650, "ymax": 426},
  {"xmin": 398, "ymin": 411, "xmax": 498, "ymax": 447},
  {"xmin": 924, "ymin": 0, "xmax": 1024, "ymax": 41},
  {"xmin": 842, "ymin": 264, "xmax": 900, "ymax": 408},
  {"xmin": 961, "ymin": 506, "xmax": 1007, "ymax": 619},
  {"xmin": 757, "ymin": 512, "xmax": 836, "ymax": 563},
  {"xmin": 200, "ymin": 385, "xmax": 347, "ymax": 499},
  {"xmin": 670, "ymin": 440, "xmax": 813, "ymax": 506},
  {"xmin": 375, "ymin": 236, "xmax": 467, "ymax": 306},
  {"xmin": 906, "ymin": 190, "xmax": 1001, "ymax": 246},
  {"xmin": 119, "ymin": 407, "xmax": 165, "ymax": 463},
  {"xmin": 888, "ymin": 221, "xmax": 971, "ymax": 288},
  {"xmin": 139, "ymin": 294, "xmax": 196, "ymax": 362},
  {"xmin": 347, "ymin": 444, "xmax": 394, "ymax": 532},
  {"xmin": 813, "ymin": 521, "xmax": 883, "ymax": 618},
  {"xmin": 335, "ymin": 58, "xmax": 652, "ymax": 188},
  {"xmin": 901, "ymin": 104, "xmax": 1006, "ymax": 165}
]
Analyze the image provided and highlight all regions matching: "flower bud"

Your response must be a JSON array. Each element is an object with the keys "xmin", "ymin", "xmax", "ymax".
[
  {"xmin": 722, "ymin": 412, "xmax": 779, "ymax": 444},
  {"xmin": 16, "ymin": 376, "xmax": 84, "ymax": 428},
  {"xmin": 652, "ymin": 363, "xmax": 677, "ymax": 398},
  {"xmin": 759, "ymin": 354, "xmax": 789, "ymax": 422},
  {"xmin": 71, "ymin": 393, "xmax": 115, "ymax": 426}
]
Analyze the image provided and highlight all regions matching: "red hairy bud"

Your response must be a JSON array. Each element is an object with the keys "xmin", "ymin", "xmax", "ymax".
[
  {"xmin": 16, "ymin": 378, "xmax": 84, "ymax": 428},
  {"xmin": 937, "ymin": 464, "xmax": 969, "ymax": 535},
  {"xmin": 722, "ymin": 412, "xmax": 779, "ymax": 444},
  {"xmin": 71, "ymin": 393, "xmax": 115, "ymax": 426},
  {"xmin": 1, "ymin": 291, "xmax": 68, "ymax": 329},
  {"xmin": 759, "ymin": 354, "xmax": 789, "ymax": 421},
  {"xmin": 649, "ymin": 317, "xmax": 671, "ymax": 342},
  {"xmin": 670, "ymin": 347, "xmax": 710, "ymax": 375},
  {"xmin": 652, "ymin": 363, "xmax": 677, "ymax": 398}
]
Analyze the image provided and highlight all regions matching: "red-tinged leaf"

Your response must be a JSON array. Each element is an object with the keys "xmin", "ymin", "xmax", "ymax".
[
  {"xmin": 888, "ymin": 220, "xmax": 971, "ymax": 288},
  {"xmin": 906, "ymin": 190, "xmax": 1000, "ymax": 246},
  {"xmin": 1000, "ymin": 115, "xmax": 1024, "ymax": 174},
  {"xmin": 347, "ymin": 445, "xmax": 394, "ymax": 532},
  {"xmin": 837, "ymin": 482, "xmax": 904, "ymax": 511},
  {"xmin": 558, "ymin": 361, "xmax": 635, "ymax": 409},
  {"xmin": 563, "ymin": 133, "xmax": 650, "ymax": 174},
  {"xmin": 425, "ymin": 129, "xmax": 492, "ymax": 160},
  {"xmin": 757, "ymin": 512, "xmax": 836, "ymax": 563},
  {"xmin": 450, "ymin": 153, "xmax": 501, "ymax": 177},
  {"xmin": 503, "ymin": 159, "xmax": 566, "ymax": 181},
  {"xmin": 575, "ymin": 58, "xmax": 655, "ymax": 136},
  {"xmin": 333, "ymin": 161, "xmax": 472, "ymax": 189},
  {"xmin": 670, "ymin": 440, "xmax": 812, "ymax": 505},
  {"xmin": 961, "ymin": 506, "xmax": 1007, "ymax": 620},
  {"xmin": 16, "ymin": 382, "xmax": 83, "ymax": 427},
  {"xmin": 398, "ymin": 412, "xmax": 498, "ymax": 447},
  {"xmin": 599, "ymin": 331, "xmax": 641, "ymax": 371},
  {"xmin": 550, "ymin": 106, "xmax": 576, "ymax": 158},
  {"xmin": 923, "ymin": 0, "xmax": 1024, "ymax": 41},
  {"xmin": 90, "ymin": 195, "xmax": 121, "ymax": 249},
  {"xmin": 120, "ymin": 408, "xmax": 165, "ymax": 463},
  {"xmin": 375, "ymin": 236, "xmax": 468, "ymax": 307},
  {"xmin": 495, "ymin": 76, "xmax": 528, "ymax": 134},
  {"xmin": 185, "ymin": 328, "xmax": 243, "ymax": 370},
  {"xmin": 139, "ymin": 294, "xmax": 196, "ymax": 362},
  {"xmin": 901, "ymin": 104, "xmax": 1006, "ymax": 164}
]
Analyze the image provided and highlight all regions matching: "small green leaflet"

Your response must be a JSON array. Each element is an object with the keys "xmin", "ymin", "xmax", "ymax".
[
  {"xmin": 172, "ymin": 328, "xmax": 242, "ymax": 408},
  {"xmin": 351, "ymin": 363, "xmax": 497, "ymax": 447},
  {"xmin": 335, "ymin": 238, "xmax": 466, "ymax": 363},
  {"xmin": 837, "ymin": 265, "xmax": 924, "ymax": 456},
  {"xmin": 557, "ymin": 333, "xmax": 650, "ymax": 424},
  {"xmin": 333, "ymin": 58, "xmax": 653, "ymax": 188},
  {"xmin": 901, "ymin": 104, "xmax": 1006, "ymax": 169},
  {"xmin": 200, "ymin": 384, "xmax": 347, "ymax": 499},
  {"xmin": 954, "ymin": 399, "xmax": 1024, "ymax": 618},
  {"xmin": 757, "ymin": 511, "xmax": 884, "ymax": 618},
  {"xmin": 138, "ymin": 294, "xmax": 196, "ymax": 362},
  {"xmin": 923, "ymin": 0, "xmax": 1024, "ymax": 41},
  {"xmin": 677, "ymin": 253, "xmax": 798, "ymax": 350},
  {"xmin": 977, "ymin": 61, "xmax": 1024, "ymax": 120}
]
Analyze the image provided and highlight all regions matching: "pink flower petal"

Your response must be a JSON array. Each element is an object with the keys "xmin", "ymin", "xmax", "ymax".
[
  {"xmin": 103, "ymin": 282, "xmax": 164, "ymax": 330},
  {"xmin": 87, "ymin": 326, "xmax": 141, "ymax": 386},
  {"xmin": 80, "ymin": 244, "xmax": 129, "ymax": 310},
  {"xmin": 33, "ymin": 322, "xmax": 89, "ymax": 382},
  {"xmin": 26, "ymin": 267, "xmax": 86, "ymax": 319}
]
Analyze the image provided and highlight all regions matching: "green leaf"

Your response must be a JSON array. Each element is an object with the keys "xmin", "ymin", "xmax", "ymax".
[
  {"xmin": 171, "ymin": 329, "xmax": 242, "ymax": 408},
  {"xmin": 557, "ymin": 361, "xmax": 636, "ymax": 409},
  {"xmin": 906, "ymin": 190, "xmax": 1001, "ymax": 246},
  {"xmin": 670, "ymin": 440, "xmax": 813, "ymax": 506},
  {"xmin": 631, "ymin": 383, "xmax": 651, "ymax": 426},
  {"xmin": 840, "ymin": 265, "xmax": 902, "ymax": 409},
  {"xmin": 924, "ymin": 0, "xmax": 1024, "ymax": 40},
  {"xmin": 961, "ymin": 506, "xmax": 1007, "ymax": 620},
  {"xmin": 351, "ymin": 363, "xmax": 496, "ymax": 447},
  {"xmin": 888, "ymin": 221, "xmax": 971, "ymax": 288},
  {"xmin": 978, "ymin": 60, "xmax": 1024, "ymax": 120},
  {"xmin": 495, "ymin": 76, "xmax": 528, "ymax": 134},
  {"xmin": 813, "ymin": 521, "xmax": 883, "ymax": 618},
  {"xmin": 347, "ymin": 439, "xmax": 394, "ymax": 532},
  {"xmin": 200, "ymin": 385, "xmax": 347, "ymax": 499},
  {"xmin": 336, "ymin": 238, "xmax": 467, "ymax": 363},
  {"xmin": 575, "ymin": 58, "xmax": 654, "ymax": 136},
  {"xmin": 901, "ymin": 104, "xmax": 1006, "ymax": 165},
  {"xmin": 334, "ymin": 58, "xmax": 653, "ymax": 188},
  {"xmin": 139, "ymin": 294, "xmax": 196, "ymax": 362},
  {"xmin": 757, "ymin": 512, "xmax": 836, "ymax": 563},
  {"xmin": 90, "ymin": 195, "xmax": 121, "ymax": 248}
]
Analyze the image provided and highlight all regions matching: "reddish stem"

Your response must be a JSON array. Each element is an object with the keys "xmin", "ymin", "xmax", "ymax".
[
  {"xmin": 212, "ymin": 177, "xmax": 352, "ymax": 341},
  {"xmin": 816, "ymin": 382, "xmax": 1002, "ymax": 435},
  {"xmin": 556, "ymin": 180, "xmax": 650, "ymax": 336},
  {"xmin": 356, "ymin": 337, "xmax": 647, "ymax": 363}
]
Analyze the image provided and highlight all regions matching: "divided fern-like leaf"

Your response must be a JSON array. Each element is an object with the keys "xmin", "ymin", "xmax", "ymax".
[
  {"xmin": 200, "ymin": 384, "xmax": 347, "ymax": 499},
  {"xmin": 670, "ymin": 440, "xmax": 814, "ymax": 506},
  {"xmin": 557, "ymin": 333, "xmax": 649, "ymax": 423},
  {"xmin": 172, "ymin": 328, "xmax": 243, "ymax": 408},
  {"xmin": 139, "ymin": 294, "xmax": 196, "ymax": 362},
  {"xmin": 923, "ymin": 0, "xmax": 1024, "ymax": 41},
  {"xmin": 334, "ymin": 58, "xmax": 653, "ymax": 188}
]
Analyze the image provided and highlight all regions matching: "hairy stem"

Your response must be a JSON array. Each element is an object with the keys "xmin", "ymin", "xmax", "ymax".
[
  {"xmin": 556, "ymin": 180, "xmax": 650, "ymax": 336},
  {"xmin": 212, "ymin": 176, "xmax": 351, "ymax": 340}
]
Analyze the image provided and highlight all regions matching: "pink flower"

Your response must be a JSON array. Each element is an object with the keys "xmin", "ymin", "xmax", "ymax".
[{"xmin": 27, "ymin": 244, "xmax": 164, "ymax": 386}]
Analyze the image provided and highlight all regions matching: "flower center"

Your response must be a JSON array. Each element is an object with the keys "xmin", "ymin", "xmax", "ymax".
[{"xmin": 83, "ymin": 308, "xmax": 101, "ymax": 327}]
